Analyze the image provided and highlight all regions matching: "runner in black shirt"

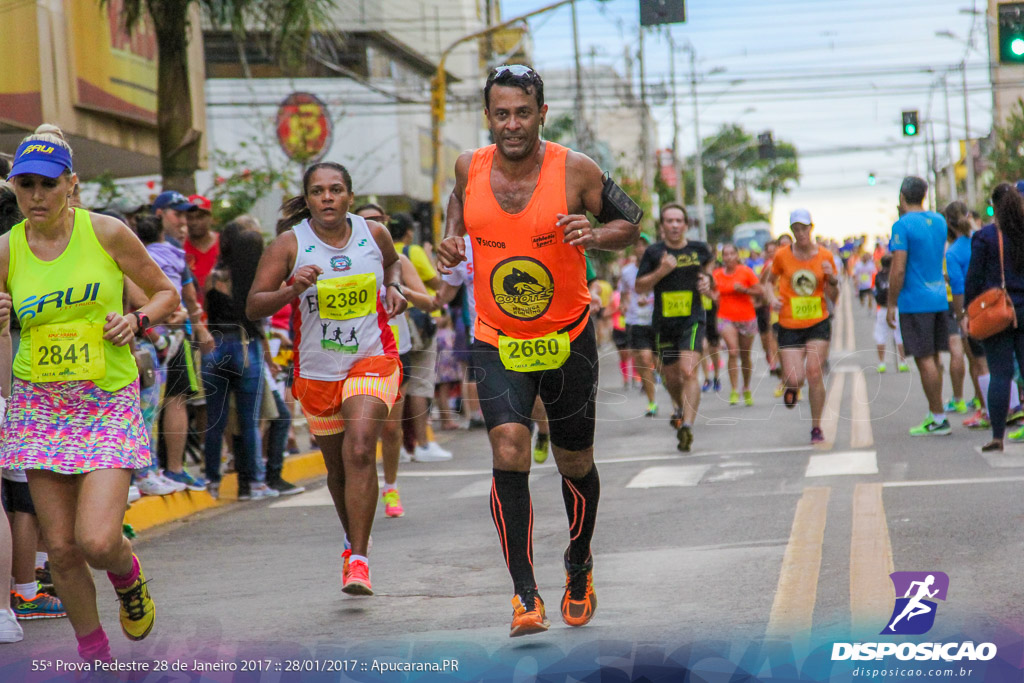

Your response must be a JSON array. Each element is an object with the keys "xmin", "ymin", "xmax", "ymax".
[{"xmin": 636, "ymin": 203, "xmax": 712, "ymax": 452}]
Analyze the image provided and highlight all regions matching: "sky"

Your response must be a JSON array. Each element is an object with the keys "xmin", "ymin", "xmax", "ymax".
[{"xmin": 509, "ymin": 0, "xmax": 993, "ymax": 240}]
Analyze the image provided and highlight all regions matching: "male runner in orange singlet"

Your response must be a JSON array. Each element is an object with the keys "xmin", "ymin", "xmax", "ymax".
[{"xmin": 436, "ymin": 65, "xmax": 639, "ymax": 637}]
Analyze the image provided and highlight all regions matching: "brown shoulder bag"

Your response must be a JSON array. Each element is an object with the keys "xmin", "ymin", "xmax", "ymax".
[{"xmin": 967, "ymin": 229, "xmax": 1018, "ymax": 340}]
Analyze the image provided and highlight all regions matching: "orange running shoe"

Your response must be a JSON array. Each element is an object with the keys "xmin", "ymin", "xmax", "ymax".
[
  {"xmin": 560, "ymin": 549, "xmax": 597, "ymax": 627},
  {"xmin": 342, "ymin": 559, "xmax": 373, "ymax": 596},
  {"xmin": 509, "ymin": 591, "xmax": 550, "ymax": 637}
]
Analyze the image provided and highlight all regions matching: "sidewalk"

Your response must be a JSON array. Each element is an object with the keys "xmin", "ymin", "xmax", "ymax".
[{"xmin": 124, "ymin": 426, "xmax": 442, "ymax": 533}]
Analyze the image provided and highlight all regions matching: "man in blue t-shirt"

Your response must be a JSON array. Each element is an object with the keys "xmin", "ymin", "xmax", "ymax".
[{"xmin": 887, "ymin": 176, "xmax": 951, "ymax": 436}]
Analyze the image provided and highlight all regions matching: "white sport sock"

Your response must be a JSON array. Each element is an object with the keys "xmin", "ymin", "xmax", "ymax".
[
  {"xmin": 14, "ymin": 582, "xmax": 37, "ymax": 600},
  {"xmin": 932, "ymin": 412, "xmax": 947, "ymax": 424},
  {"xmin": 349, "ymin": 554, "xmax": 368, "ymax": 565},
  {"xmin": 382, "ymin": 483, "xmax": 396, "ymax": 493},
  {"xmin": 1012, "ymin": 381, "xmax": 1022, "ymax": 411},
  {"xmin": 35, "ymin": 552, "xmax": 47, "ymax": 569}
]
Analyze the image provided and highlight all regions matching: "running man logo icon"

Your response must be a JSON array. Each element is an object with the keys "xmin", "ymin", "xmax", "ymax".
[{"xmin": 881, "ymin": 571, "xmax": 949, "ymax": 635}]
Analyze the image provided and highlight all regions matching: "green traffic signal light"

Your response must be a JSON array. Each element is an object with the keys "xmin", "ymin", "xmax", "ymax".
[
  {"xmin": 868, "ymin": 173, "xmax": 876, "ymax": 186},
  {"xmin": 988, "ymin": 205, "xmax": 995, "ymax": 217},
  {"xmin": 901, "ymin": 110, "xmax": 919, "ymax": 137},
  {"xmin": 999, "ymin": 3, "xmax": 1024, "ymax": 63}
]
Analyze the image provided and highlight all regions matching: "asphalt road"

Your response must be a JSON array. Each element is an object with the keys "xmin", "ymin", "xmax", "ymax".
[{"xmin": 2, "ymin": 288, "xmax": 1022, "ymax": 681}]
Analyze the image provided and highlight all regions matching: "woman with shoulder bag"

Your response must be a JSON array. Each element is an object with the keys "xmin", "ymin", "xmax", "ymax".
[{"xmin": 965, "ymin": 183, "xmax": 1024, "ymax": 451}]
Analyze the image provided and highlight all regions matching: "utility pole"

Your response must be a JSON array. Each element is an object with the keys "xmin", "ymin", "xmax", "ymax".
[
  {"xmin": 961, "ymin": 61, "xmax": 977, "ymax": 210},
  {"xmin": 942, "ymin": 72, "xmax": 956, "ymax": 201},
  {"xmin": 926, "ymin": 120, "xmax": 939, "ymax": 211},
  {"xmin": 689, "ymin": 46, "xmax": 707, "ymax": 242},
  {"xmin": 638, "ymin": 26, "xmax": 651, "ymax": 203},
  {"xmin": 668, "ymin": 32, "xmax": 683, "ymax": 205},
  {"xmin": 570, "ymin": 0, "xmax": 591, "ymax": 152}
]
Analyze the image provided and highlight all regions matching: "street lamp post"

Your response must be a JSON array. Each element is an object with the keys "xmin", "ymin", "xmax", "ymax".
[{"xmin": 936, "ymin": 29, "xmax": 978, "ymax": 210}]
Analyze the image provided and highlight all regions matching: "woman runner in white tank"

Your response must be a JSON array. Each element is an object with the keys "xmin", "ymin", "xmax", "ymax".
[{"xmin": 247, "ymin": 163, "xmax": 406, "ymax": 597}]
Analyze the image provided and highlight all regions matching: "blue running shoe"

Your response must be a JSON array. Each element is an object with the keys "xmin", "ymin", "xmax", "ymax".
[
  {"xmin": 161, "ymin": 469, "xmax": 207, "ymax": 492},
  {"xmin": 11, "ymin": 588, "xmax": 66, "ymax": 620}
]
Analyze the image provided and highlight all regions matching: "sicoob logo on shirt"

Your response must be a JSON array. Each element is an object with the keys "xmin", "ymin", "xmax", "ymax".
[{"xmin": 490, "ymin": 257, "xmax": 554, "ymax": 321}]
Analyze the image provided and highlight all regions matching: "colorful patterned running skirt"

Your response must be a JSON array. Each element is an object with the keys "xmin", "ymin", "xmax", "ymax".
[{"xmin": 0, "ymin": 378, "xmax": 151, "ymax": 474}]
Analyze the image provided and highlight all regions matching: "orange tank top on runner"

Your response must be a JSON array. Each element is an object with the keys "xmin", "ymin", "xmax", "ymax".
[{"xmin": 464, "ymin": 142, "xmax": 591, "ymax": 347}]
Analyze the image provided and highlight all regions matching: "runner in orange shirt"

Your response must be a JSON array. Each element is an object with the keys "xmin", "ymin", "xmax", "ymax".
[
  {"xmin": 712, "ymin": 244, "xmax": 762, "ymax": 406},
  {"xmin": 767, "ymin": 210, "xmax": 840, "ymax": 444},
  {"xmin": 436, "ymin": 65, "xmax": 639, "ymax": 637}
]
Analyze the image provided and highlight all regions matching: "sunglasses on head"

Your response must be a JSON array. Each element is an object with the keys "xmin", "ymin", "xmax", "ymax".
[{"xmin": 491, "ymin": 64, "xmax": 533, "ymax": 78}]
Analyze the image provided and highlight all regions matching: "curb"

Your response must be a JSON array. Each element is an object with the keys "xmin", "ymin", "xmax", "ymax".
[
  {"xmin": 124, "ymin": 450, "xmax": 329, "ymax": 533},
  {"xmin": 123, "ymin": 426, "xmax": 440, "ymax": 534}
]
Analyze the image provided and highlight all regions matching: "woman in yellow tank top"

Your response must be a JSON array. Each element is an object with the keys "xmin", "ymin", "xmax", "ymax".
[{"xmin": 0, "ymin": 125, "xmax": 178, "ymax": 658}]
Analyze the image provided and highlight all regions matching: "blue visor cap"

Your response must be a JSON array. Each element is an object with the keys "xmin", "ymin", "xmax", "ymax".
[{"xmin": 8, "ymin": 139, "xmax": 73, "ymax": 179}]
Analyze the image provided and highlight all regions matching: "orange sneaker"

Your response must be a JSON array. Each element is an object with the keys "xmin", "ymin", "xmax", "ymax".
[
  {"xmin": 342, "ymin": 559, "xmax": 373, "ymax": 596},
  {"xmin": 509, "ymin": 591, "xmax": 550, "ymax": 637},
  {"xmin": 560, "ymin": 550, "xmax": 597, "ymax": 627}
]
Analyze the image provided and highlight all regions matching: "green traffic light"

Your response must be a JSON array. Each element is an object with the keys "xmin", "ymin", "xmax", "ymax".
[
  {"xmin": 1013, "ymin": 38, "xmax": 1024, "ymax": 56},
  {"xmin": 988, "ymin": 205, "xmax": 995, "ymax": 217},
  {"xmin": 868, "ymin": 174, "xmax": 876, "ymax": 186},
  {"xmin": 905, "ymin": 124, "xmax": 917, "ymax": 136}
]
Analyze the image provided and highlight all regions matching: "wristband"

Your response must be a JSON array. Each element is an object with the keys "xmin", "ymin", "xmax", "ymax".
[
  {"xmin": 131, "ymin": 311, "xmax": 150, "ymax": 336},
  {"xmin": 386, "ymin": 282, "xmax": 404, "ymax": 295}
]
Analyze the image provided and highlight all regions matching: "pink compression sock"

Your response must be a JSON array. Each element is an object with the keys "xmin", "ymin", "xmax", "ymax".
[
  {"xmin": 107, "ymin": 553, "xmax": 140, "ymax": 589},
  {"xmin": 77, "ymin": 626, "xmax": 111, "ymax": 662}
]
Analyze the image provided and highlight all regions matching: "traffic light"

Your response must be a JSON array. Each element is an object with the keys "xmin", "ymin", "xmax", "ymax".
[
  {"xmin": 757, "ymin": 131, "xmax": 775, "ymax": 160},
  {"xmin": 868, "ymin": 172, "xmax": 876, "ymax": 186},
  {"xmin": 902, "ymin": 110, "xmax": 919, "ymax": 137},
  {"xmin": 639, "ymin": 0, "xmax": 686, "ymax": 26},
  {"xmin": 999, "ymin": 3, "xmax": 1024, "ymax": 64}
]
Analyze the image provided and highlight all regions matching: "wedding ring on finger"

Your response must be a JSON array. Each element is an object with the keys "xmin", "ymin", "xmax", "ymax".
[{"xmin": 577, "ymin": 229, "xmax": 583, "ymax": 239}]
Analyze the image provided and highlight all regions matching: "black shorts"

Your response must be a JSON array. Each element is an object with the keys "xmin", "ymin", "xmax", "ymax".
[
  {"xmin": 164, "ymin": 339, "xmax": 198, "ymax": 398},
  {"xmin": 755, "ymin": 306, "xmax": 771, "ymax": 335},
  {"xmin": 899, "ymin": 311, "xmax": 950, "ymax": 358},
  {"xmin": 470, "ymin": 321, "xmax": 598, "ymax": 452},
  {"xmin": 626, "ymin": 324, "xmax": 654, "ymax": 351},
  {"xmin": 1, "ymin": 478, "xmax": 35, "ymax": 515},
  {"xmin": 612, "ymin": 327, "xmax": 628, "ymax": 350},
  {"xmin": 945, "ymin": 309, "xmax": 962, "ymax": 338},
  {"xmin": 655, "ymin": 321, "xmax": 706, "ymax": 365},
  {"xmin": 775, "ymin": 318, "xmax": 832, "ymax": 349},
  {"xmin": 967, "ymin": 335, "xmax": 986, "ymax": 358}
]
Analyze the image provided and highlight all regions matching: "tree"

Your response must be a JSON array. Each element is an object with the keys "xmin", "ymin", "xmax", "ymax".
[
  {"xmin": 668, "ymin": 123, "xmax": 800, "ymax": 243},
  {"xmin": 102, "ymin": 0, "xmax": 335, "ymax": 194},
  {"xmin": 988, "ymin": 97, "xmax": 1024, "ymax": 199}
]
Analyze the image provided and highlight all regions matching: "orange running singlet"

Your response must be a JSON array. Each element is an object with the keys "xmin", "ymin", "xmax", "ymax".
[{"xmin": 464, "ymin": 142, "xmax": 591, "ymax": 347}]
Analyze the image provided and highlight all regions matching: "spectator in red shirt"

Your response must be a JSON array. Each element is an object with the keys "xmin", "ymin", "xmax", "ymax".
[{"xmin": 185, "ymin": 194, "xmax": 220, "ymax": 293}]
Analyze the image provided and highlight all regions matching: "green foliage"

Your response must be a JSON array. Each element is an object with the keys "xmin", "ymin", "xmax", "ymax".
[
  {"xmin": 205, "ymin": 141, "xmax": 296, "ymax": 225},
  {"xmin": 82, "ymin": 172, "xmax": 121, "ymax": 210},
  {"xmin": 662, "ymin": 122, "xmax": 799, "ymax": 242},
  {"xmin": 988, "ymin": 97, "xmax": 1024, "ymax": 203}
]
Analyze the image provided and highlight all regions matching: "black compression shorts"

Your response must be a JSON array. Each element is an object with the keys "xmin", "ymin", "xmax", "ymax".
[{"xmin": 470, "ymin": 320, "xmax": 598, "ymax": 452}]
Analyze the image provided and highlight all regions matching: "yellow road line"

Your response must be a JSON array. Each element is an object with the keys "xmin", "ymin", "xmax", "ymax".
[
  {"xmin": 820, "ymin": 372, "xmax": 846, "ymax": 448},
  {"xmin": 850, "ymin": 482, "xmax": 895, "ymax": 633},
  {"xmin": 850, "ymin": 370, "xmax": 874, "ymax": 448},
  {"xmin": 766, "ymin": 486, "xmax": 831, "ymax": 637}
]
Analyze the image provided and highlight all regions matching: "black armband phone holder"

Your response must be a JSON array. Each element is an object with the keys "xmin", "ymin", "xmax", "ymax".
[{"xmin": 596, "ymin": 172, "xmax": 644, "ymax": 225}]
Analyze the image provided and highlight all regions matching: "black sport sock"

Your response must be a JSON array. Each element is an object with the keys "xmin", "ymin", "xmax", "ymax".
[
  {"xmin": 561, "ymin": 465, "xmax": 600, "ymax": 566},
  {"xmin": 490, "ymin": 469, "xmax": 537, "ymax": 597}
]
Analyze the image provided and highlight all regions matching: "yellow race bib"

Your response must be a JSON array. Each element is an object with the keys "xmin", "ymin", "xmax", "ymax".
[
  {"xmin": 701, "ymin": 294, "xmax": 714, "ymax": 311},
  {"xmin": 30, "ymin": 322, "xmax": 105, "ymax": 383},
  {"xmin": 498, "ymin": 331, "xmax": 571, "ymax": 372},
  {"xmin": 317, "ymin": 274, "xmax": 377, "ymax": 321},
  {"xmin": 791, "ymin": 296, "xmax": 823, "ymax": 321},
  {"xmin": 662, "ymin": 291, "xmax": 694, "ymax": 318}
]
